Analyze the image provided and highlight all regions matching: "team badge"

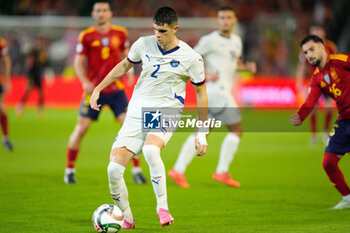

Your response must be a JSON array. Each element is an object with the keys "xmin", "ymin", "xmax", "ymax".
[
  {"xmin": 323, "ymin": 74, "xmax": 330, "ymax": 84},
  {"xmin": 170, "ymin": 59, "xmax": 180, "ymax": 68},
  {"xmin": 102, "ymin": 37, "xmax": 109, "ymax": 46}
]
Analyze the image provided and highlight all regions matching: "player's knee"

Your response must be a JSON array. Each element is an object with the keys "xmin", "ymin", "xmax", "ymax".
[
  {"xmin": 107, "ymin": 161, "xmax": 125, "ymax": 183},
  {"xmin": 322, "ymin": 153, "xmax": 338, "ymax": 172},
  {"xmin": 142, "ymin": 145, "xmax": 161, "ymax": 168}
]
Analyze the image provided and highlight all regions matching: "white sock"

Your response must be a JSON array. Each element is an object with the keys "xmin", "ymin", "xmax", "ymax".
[
  {"xmin": 107, "ymin": 161, "xmax": 133, "ymax": 223},
  {"xmin": 343, "ymin": 194, "xmax": 350, "ymax": 201},
  {"xmin": 142, "ymin": 145, "xmax": 168, "ymax": 213},
  {"xmin": 65, "ymin": 168, "xmax": 75, "ymax": 174},
  {"xmin": 131, "ymin": 166, "xmax": 142, "ymax": 175},
  {"xmin": 216, "ymin": 133, "xmax": 240, "ymax": 174},
  {"xmin": 173, "ymin": 134, "xmax": 196, "ymax": 174}
]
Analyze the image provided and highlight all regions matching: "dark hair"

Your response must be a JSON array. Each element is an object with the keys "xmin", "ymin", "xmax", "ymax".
[
  {"xmin": 93, "ymin": 1, "xmax": 112, "ymax": 10},
  {"xmin": 218, "ymin": 6, "xmax": 234, "ymax": 12},
  {"xmin": 153, "ymin": 7, "xmax": 178, "ymax": 26},
  {"xmin": 300, "ymin": 35, "xmax": 324, "ymax": 47}
]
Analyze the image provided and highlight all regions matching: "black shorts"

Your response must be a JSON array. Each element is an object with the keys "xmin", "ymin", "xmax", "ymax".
[
  {"xmin": 325, "ymin": 119, "xmax": 350, "ymax": 155},
  {"xmin": 79, "ymin": 90, "xmax": 128, "ymax": 120},
  {"xmin": 0, "ymin": 84, "xmax": 3, "ymax": 94}
]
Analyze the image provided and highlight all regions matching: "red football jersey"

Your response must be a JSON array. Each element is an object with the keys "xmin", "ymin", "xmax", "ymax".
[
  {"xmin": 76, "ymin": 25, "xmax": 128, "ymax": 94},
  {"xmin": 298, "ymin": 53, "xmax": 350, "ymax": 121}
]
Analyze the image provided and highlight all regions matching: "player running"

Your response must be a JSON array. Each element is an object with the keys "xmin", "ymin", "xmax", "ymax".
[
  {"xmin": 0, "ymin": 36, "xmax": 13, "ymax": 151},
  {"xmin": 64, "ymin": 1, "xmax": 147, "ymax": 185},
  {"xmin": 291, "ymin": 35, "xmax": 350, "ymax": 209},
  {"xmin": 16, "ymin": 36, "xmax": 49, "ymax": 117},
  {"xmin": 90, "ymin": 6, "xmax": 208, "ymax": 228},
  {"xmin": 295, "ymin": 24, "xmax": 336, "ymax": 144},
  {"xmin": 168, "ymin": 6, "xmax": 256, "ymax": 188}
]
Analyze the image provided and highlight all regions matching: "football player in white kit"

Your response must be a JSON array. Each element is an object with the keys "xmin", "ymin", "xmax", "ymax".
[
  {"xmin": 169, "ymin": 6, "xmax": 256, "ymax": 188},
  {"xmin": 90, "ymin": 7, "xmax": 208, "ymax": 228}
]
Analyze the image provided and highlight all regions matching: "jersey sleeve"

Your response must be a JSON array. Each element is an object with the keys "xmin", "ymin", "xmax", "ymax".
[
  {"xmin": 187, "ymin": 54, "xmax": 205, "ymax": 85},
  {"xmin": 329, "ymin": 53, "xmax": 350, "ymax": 70},
  {"xmin": 75, "ymin": 31, "xmax": 88, "ymax": 55},
  {"xmin": 194, "ymin": 36, "xmax": 210, "ymax": 56},
  {"xmin": 297, "ymin": 77, "xmax": 323, "ymax": 121},
  {"xmin": 127, "ymin": 37, "xmax": 143, "ymax": 64}
]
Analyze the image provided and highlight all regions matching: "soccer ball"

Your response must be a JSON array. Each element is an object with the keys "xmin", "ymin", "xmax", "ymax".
[{"xmin": 92, "ymin": 204, "xmax": 124, "ymax": 233}]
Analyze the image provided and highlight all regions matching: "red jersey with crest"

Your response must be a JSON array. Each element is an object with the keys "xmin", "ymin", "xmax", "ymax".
[
  {"xmin": 76, "ymin": 25, "xmax": 128, "ymax": 94},
  {"xmin": 298, "ymin": 53, "xmax": 350, "ymax": 121}
]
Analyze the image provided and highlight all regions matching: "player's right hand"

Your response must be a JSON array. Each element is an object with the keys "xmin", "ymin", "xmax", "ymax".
[
  {"xmin": 206, "ymin": 72, "xmax": 219, "ymax": 82},
  {"xmin": 90, "ymin": 89, "xmax": 101, "ymax": 111},
  {"xmin": 195, "ymin": 132, "xmax": 207, "ymax": 156},
  {"xmin": 290, "ymin": 113, "xmax": 302, "ymax": 126},
  {"xmin": 83, "ymin": 81, "xmax": 95, "ymax": 94}
]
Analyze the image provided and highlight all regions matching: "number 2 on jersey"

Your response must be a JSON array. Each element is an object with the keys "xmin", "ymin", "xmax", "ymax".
[{"xmin": 151, "ymin": 65, "xmax": 160, "ymax": 78}]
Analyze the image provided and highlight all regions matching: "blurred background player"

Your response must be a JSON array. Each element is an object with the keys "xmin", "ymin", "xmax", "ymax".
[
  {"xmin": 16, "ymin": 35, "xmax": 50, "ymax": 117},
  {"xmin": 291, "ymin": 35, "xmax": 350, "ymax": 209},
  {"xmin": 295, "ymin": 23, "xmax": 337, "ymax": 144},
  {"xmin": 168, "ymin": 6, "xmax": 256, "ymax": 188},
  {"xmin": 90, "ymin": 6, "xmax": 208, "ymax": 228},
  {"xmin": 64, "ymin": 1, "xmax": 147, "ymax": 184},
  {"xmin": 0, "ymin": 36, "xmax": 13, "ymax": 151}
]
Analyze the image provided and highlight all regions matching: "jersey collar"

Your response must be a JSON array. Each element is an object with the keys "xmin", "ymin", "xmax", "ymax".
[{"xmin": 157, "ymin": 43, "xmax": 180, "ymax": 55}]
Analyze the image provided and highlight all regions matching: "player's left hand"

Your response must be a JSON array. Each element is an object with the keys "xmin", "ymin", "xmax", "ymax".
[
  {"xmin": 246, "ymin": 61, "xmax": 257, "ymax": 74},
  {"xmin": 290, "ymin": 113, "xmax": 302, "ymax": 126},
  {"xmin": 195, "ymin": 132, "xmax": 207, "ymax": 156},
  {"xmin": 90, "ymin": 89, "xmax": 101, "ymax": 111}
]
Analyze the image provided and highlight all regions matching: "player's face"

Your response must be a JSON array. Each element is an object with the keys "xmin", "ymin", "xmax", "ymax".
[
  {"xmin": 92, "ymin": 3, "xmax": 112, "ymax": 25},
  {"xmin": 302, "ymin": 41, "xmax": 325, "ymax": 67},
  {"xmin": 217, "ymin": 10, "xmax": 237, "ymax": 33},
  {"xmin": 153, "ymin": 23, "xmax": 178, "ymax": 48}
]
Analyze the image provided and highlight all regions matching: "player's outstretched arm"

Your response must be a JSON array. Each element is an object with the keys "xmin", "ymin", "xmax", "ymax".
[
  {"xmin": 291, "ymin": 84, "xmax": 322, "ymax": 126},
  {"xmin": 193, "ymin": 83, "xmax": 208, "ymax": 156},
  {"xmin": 90, "ymin": 58, "xmax": 134, "ymax": 111}
]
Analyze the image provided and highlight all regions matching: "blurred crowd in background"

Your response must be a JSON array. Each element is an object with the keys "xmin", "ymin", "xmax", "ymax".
[{"xmin": 0, "ymin": 0, "xmax": 349, "ymax": 77}]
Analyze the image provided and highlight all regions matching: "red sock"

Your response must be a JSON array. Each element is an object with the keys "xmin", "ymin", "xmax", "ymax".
[
  {"xmin": 132, "ymin": 158, "xmax": 140, "ymax": 167},
  {"xmin": 66, "ymin": 148, "xmax": 79, "ymax": 168},
  {"xmin": 322, "ymin": 152, "xmax": 350, "ymax": 196},
  {"xmin": 0, "ymin": 113, "xmax": 8, "ymax": 137},
  {"xmin": 310, "ymin": 112, "xmax": 317, "ymax": 135},
  {"xmin": 324, "ymin": 111, "xmax": 332, "ymax": 132}
]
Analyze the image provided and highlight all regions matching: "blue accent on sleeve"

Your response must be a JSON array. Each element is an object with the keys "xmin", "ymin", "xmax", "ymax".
[
  {"xmin": 174, "ymin": 93, "xmax": 185, "ymax": 105},
  {"xmin": 127, "ymin": 57, "xmax": 142, "ymax": 64}
]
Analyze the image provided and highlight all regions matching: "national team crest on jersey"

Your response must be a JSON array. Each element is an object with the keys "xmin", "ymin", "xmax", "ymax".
[
  {"xmin": 143, "ymin": 110, "xmax": 161, "ymax": 129},
  {"xmin": 170, "ymin": 59, "xmax": 180, "ymax": 68},
  {"xmin": 324, "ymin": 74, "xmax": 331, "ymax": 84}
]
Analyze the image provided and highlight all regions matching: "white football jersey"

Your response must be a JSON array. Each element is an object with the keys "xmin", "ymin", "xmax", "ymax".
[
  {"xmin": 195, "ymin": 31, "xmax": 242, "ymax": 95},
  {"xmin": 127, "ymin": 36, "xmax": 205, "ymax": 118}
]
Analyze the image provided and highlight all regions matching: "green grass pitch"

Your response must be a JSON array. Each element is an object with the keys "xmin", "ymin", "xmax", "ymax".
[{"xmin": 0, "ymin": 108, "xmax": 349, "ymax": 233}]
